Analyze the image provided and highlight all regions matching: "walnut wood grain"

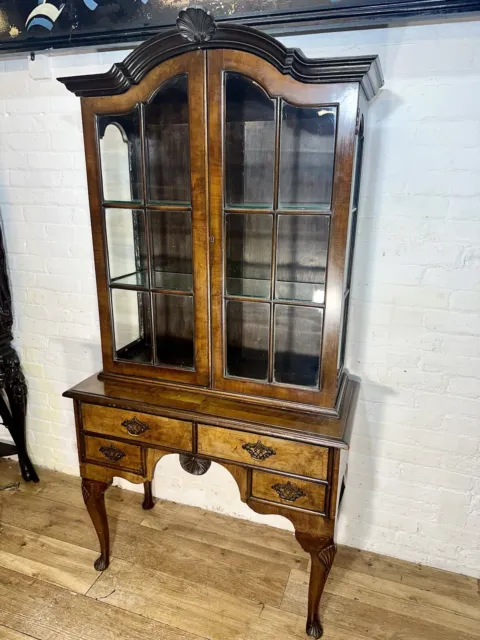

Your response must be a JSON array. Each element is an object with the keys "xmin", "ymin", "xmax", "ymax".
[
  {"xmin": 82, "ymin": 403, "xmax": 192, "ymax": 450},
  {"xmin": 81, "ymin": 478, "xmax": 112, "ymax": 571},
  {"xmin": 251, "ymin": 471, "xmax": 326, "ymax": 513},
  {"xmin": 197, "ymin": 424, "xmax": 329, "ymax": 480},
  {"xmin": 84, "ymin": 435, "xmax": 143, "ymax": 473},
  {"xmin": 66, "ymin": 373, "xmax": 359, "ymax": 447},
  {"xmin": 295, "ymin": 533, "xmax": 336, "ymax": 638}
]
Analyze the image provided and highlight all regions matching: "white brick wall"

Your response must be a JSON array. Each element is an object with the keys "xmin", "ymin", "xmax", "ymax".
[{"xmin": 0, "ymin": 18, "xmax": 479, "ymax": 579}]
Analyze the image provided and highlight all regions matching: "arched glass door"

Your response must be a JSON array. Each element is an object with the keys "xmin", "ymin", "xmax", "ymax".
[
  {"xmin": 208, "ymin": 50, "xmax": 356, "ymax": 406},
  {"xmin": 89, "ymin": 51, "xmax": 209, "ymax": 385}
]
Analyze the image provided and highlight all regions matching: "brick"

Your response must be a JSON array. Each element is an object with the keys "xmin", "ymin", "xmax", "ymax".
[
  {"xmin": 447, "ymin": 197, "xmax": 479, "ymax": 219},
  {"xmin": 36, "ymin": 273, "xmax": 82, "ymax": 293},
  {"xmin": 27, "ymin": 152, "xmax": 74, "ymax": 171},
  {"xmin": 0, "ymin": 151, "xmax": 28, "ymax": 170},
  {"xmin": 2, "ymin": 133, "xmax": 51, "ymax": 152},
  {"xmin": 400, "ymin": 463, "xmax": 473, "ymax": 492},
  {"xmin": 416, "ymin": 121, "xmax": 480, "ymax": 147},
  {"xmin": 423, "ymin": 309, "xmax": 480, "ymax": 335},
  {"xmin": 449, "ymin": 290, "xmax": 480, "ymax": 312},
  {"xmin": 5, "ymin": 96, "xmax": 50, "ymax": 114},
  {"xmin": 446, "ymin": 376, "xmax": 480, "ymax": 399},
  {"xmin": 9, "ymin": 170, "xmax": 62, "ymax": 188}
]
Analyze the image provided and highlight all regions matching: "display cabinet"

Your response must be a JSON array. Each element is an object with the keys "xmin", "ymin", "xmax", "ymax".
[{"xmin": 60, "ymin": 9, "xmax": 382, "ymax": 638}]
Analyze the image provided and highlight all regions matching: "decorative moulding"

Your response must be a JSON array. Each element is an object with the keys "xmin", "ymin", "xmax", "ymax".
[{"xmin": 58, "ymin": 8, "xmax": 383, "ymax": 100}]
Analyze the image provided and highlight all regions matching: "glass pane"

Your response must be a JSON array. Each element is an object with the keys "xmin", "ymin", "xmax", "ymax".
[
  {"xmin": 279, "ymin": 104, "xmax": 336, "ymax": 210},
  {"xmin": 154, "ymin": 293, "xmax": 194, "ymax": 368},
  {"xmin": 98, "ymin": 109, "xmax": 142, "ymax": 203},
  {"xmin": 145, "ymin": 75, "xmax": 191, "ymax": 205},
  {"xmin": 225, "ymin": 73, "xmax": 275, "ymax": 209},
  {"xmin": 150, "ymin": 210, "xmax": 192, "ymax": 292},
  {"xmin": 226, "ymin": 300, "xmax": 269, "ymax": 380},
  {"xmin": 274, "ymin": 305, "xmax": 323, "ymax": 387},
  {"xmin": 226, "ymin": 214, "xmax": 272, "ymax": 299},
  {"xmin": 106, "ymin": 209, "xmax": 148, "ymax": 287},
  {"xmin": 111, "ymin": 289, "xmax": 152, "ymax": 363},
  {"xmin": 276, "ymin": 215, "xmax": 329, "ymax": 303}
]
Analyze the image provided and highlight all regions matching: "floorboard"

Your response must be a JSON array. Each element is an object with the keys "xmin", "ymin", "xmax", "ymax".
[{"xmin": 0, "ymin": 459, "xmax": 478, "ymax": 640}]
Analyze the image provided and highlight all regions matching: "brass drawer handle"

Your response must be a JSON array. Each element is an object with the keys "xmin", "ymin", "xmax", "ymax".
[
  {"xmin": 121, "ymin": 416, "xmax": 150, "ymax": 436},
  {"xmin": 272, "ymin": 481, "xmax": 306, "ymax": 502},
  {"xmin": 242, "ymin": 440, "xmax": 276, "ymax": 461},
  {"xmin": 99, "ymin": 444, "xmax": 126, "ymax": 462}
]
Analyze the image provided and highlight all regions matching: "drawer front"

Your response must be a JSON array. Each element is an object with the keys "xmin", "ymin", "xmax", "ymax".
[
  {"xmin": 82, "ymin": 404, "xmax": 192, "ymax": 451},
  {"xmin": 84, "ymin": 435, "xmax": 142, "ymax": 473},
  {"xmin": 197, "ymin": 424, "xmax": 328, "ymax": 480},
  {"xmin": 252, "ymin": 471, "xmax": 326, "ymax": 513}
]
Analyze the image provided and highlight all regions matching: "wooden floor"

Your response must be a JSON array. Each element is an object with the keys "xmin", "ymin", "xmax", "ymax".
[{"xmin": 0, "ymin": 459, "xmax": 478, "ymax": 640}]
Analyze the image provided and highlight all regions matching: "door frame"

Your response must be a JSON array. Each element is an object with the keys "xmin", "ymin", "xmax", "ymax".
[
  {"xmin": 207, "ymin": 49, "xmax": 359, "ymax": 408},
  {"xmin": 82, "ymin": 50, "xmax": 210, "ymax": 386}
]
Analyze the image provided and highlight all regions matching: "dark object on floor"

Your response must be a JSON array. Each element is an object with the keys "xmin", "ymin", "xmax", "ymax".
[{"xmin": 0, "ymin": 223, "xmax": 39, "ymax": 483}]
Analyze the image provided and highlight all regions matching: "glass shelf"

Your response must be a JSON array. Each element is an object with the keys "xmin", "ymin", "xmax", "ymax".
[
  {"xmin": 276, "ymin": 281, "xmax": 325, "ymax": 304},
  {"xmin": 278, "ymin": 203, "xmax": 332, "ymax": 212},
  {"xmin": 110, "ymin": 270, "xmax": 193, "ymax": 293},
  {"xmin": 110, "ymin": 270, "xmax": 149, "ymax": 287},
  {"xmin": 152, "ymin": 271, "xmax": 193, "ymax": 292},
  {"xmin": 147, "ymin": 200, "xmax": 191, "ymax": 208},
  {"xmin": 226, "ymin": 277, "xmax": 270, "ymax": 299},
  {"xmin": 225, "ymin": 278, "xmax": 325, "ymax": 304},
  {"xmin": 104, "ymin": 199, "xmax": 144, "ymax": 207}
]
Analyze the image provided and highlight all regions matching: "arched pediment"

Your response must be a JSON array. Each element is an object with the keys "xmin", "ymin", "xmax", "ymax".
[{"xmin": 58, "ymin": 7, "xmax": 383, "ymax": 100}]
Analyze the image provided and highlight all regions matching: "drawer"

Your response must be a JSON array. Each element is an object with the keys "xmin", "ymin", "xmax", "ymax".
[
  {"xmin": 82, "ymin": 404, "xmax": 192, "ymax": 451},
  {"xmin": 252, "ymin": 471, "xmax": 326, "ymax": 513},
  {"xmin": 197, "ymin": 424, "xmax": 328, "ymax": 480},
  {"xmin": 84, "ymin": 435, "xmax": 143, "ymax": 473}
]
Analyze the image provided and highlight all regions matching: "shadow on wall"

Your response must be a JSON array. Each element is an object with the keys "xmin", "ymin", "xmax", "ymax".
[{"xmin": 337, "ymin": 81, "xmax": 405, "ymax": 549}]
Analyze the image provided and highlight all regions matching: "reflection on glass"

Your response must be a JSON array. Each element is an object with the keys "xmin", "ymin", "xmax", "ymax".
[
  {"xmin": 106, "ymin": 209, "xmax": 148, "ymax": 287},
  {"xmin": 275, "ymin": 215, "xmax": 329, "ymax": 303},
  {"xmin": 154, "ymin": 293, "xmax": 194, "ymax": 368},
  {"xmin": 226, "ymin": 214, "xmax": 272, "ymax": 298},
  {"xmin": 226, "ymin": 300, "xmax": 269, "ymax": 380},
  {"xmin": 150, "ymin": 210, "xmax": 192, "ymax": 291},
  {"xmin": 145, "ymin": 74, "xmax": 191, "ymax": 204},
  {"xmin": 99, "ymin": 109, "xmax": 142, "ymax": 203},
  {"xmin": 111, "ymin": 289, "xmax": 152, "ymax": 363},
  {"xmin": 279, "ymin": 104, "xmax": 336, "ymax": 210},
  {"xmin": 225, "ymin": 73, "xmax": 275, "ymax": 208},
  {"xmin": 274, "ymin": 305, "xmax": 323, "ymax": 387}
]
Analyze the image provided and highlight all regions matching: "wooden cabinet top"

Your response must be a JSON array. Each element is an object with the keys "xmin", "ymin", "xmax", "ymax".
[{"xmin": 60, "ymin": 8, "xmax": 382, "ymax": 412}]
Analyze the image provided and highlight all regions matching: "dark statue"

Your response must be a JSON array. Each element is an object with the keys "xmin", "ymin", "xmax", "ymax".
[{"xmin": 0, "ymin": 222, "xmax": 38, "ymax": 483}]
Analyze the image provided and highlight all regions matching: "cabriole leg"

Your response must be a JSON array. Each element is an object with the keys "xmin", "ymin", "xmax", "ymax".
[
  {"xmin": 81, "ymin": 477, "xmax": 111, "ymax": 571},
  {"xmin": 142, "ymin": 480, "xmax": 155, "ymax": 510},
  {"xmin": 295, "ymin": 532, "xmax": 336, "ymax": 639}
]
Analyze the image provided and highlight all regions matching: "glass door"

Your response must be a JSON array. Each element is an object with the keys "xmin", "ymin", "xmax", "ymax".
[
  {"xmin": 208, "ymin": 50, "xmax": 357, "ymax": 406},
  {"xmin": 89, "ymin": 51, "xmax": 209, "ymax": 385}
]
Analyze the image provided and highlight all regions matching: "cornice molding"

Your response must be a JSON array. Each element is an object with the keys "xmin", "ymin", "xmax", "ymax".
[{"xmin": 58, "ymin": 9, "xmax": 383, "ymax": 100}]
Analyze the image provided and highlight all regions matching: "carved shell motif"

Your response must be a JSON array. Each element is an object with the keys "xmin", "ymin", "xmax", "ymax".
[
  {"xmin": 99, "ymin": 444, "xmax": 126, "ymax": 462},
  {"xmin": 272, "ymin": 481, "xmax": 306, "ymax": 502},
  {"xmin": 176, "ymin": 7, "xmax": 216, "ymax": 43},
  {"xmin": 318, "ymin": 543, "xmax": 337, "ymax": 576},
  {"xmin": 179, "ymin": 453, "xmax": 212, "ymax": 476}
]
